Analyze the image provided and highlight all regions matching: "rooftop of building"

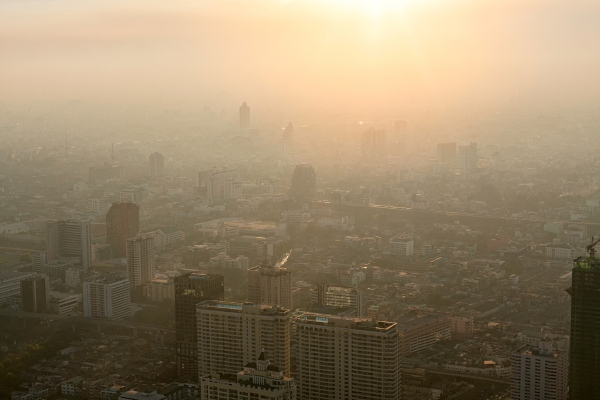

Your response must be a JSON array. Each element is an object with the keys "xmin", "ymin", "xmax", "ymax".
[
  {"xmin": 296, "ymin": 313, "xmax": 396, "ymax": 331},
  {"xmin": 573, "ymin": 256, "xmax": 600, "ymax": 270},
  {"xmin": 514, "ymin": 343, "xmax": 563, "ymax": 359},
  {"xmin": 197, "ymin": 301, "xmax": 290, "ymax": 316}
]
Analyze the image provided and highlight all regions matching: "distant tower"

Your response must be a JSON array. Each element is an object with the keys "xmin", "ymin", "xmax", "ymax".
[
  {"xmin": 239, "ymin": 101, "xmax": 250, "ymax": 130},
  {"xmin": 361, "ymin": 128, "xmax": 387, "ymax": 159},
  {"xmin": 149, "ymin": 152, "xmax": 165, "ymax": 177},
  {"xmin": 290, "ymin": 163, "xmax": 316, "ymax": 202},
  {"xmin": 21, "ymin": 275, "xmax": 50, "ymax": 313},
  {"xmin": 126, "ymin": 233, "xmax": 155, "ymax": 299},
  {"xmin": 106, "ymin": 202, "xmax": 140, "ymax": 258},
  {"xmin": 458, "ymin": 142, "xmax": 477, "ymax": 172},
  {"xmin": 46, "ymin": 220, "xmax": 92, "ymax": 270},
  {"xmin": 437, "ymin": 142, "xmax": 457, "ymax": 163}
]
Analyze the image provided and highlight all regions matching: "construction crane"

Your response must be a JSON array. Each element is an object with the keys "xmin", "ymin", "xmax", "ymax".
[{"xmin": 587, "ymin": 236, "xmax": 600, "ymax": 258}]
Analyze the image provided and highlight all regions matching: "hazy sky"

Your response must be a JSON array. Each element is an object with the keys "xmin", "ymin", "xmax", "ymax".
[{"xmin": 1, "ymin": 0, "xmax": 598, "ymax": 115}]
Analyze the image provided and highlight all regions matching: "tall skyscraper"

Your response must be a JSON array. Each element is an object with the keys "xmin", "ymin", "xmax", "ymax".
[
  {"xmin": 437, "ymin": 142, "xmax": 457, "ymax": 162},
  {"xmin": 106, "ymin": 202, "xmax": 140, "ymax": 258},
  {"xmin": 458, "ymin": 142, "xmax": 477, "ymax": 172},
  {"xmin": 149, "ymin": 152, "xmax": 165, "ymax": 177},
  {"xmin": 511, "ymin": 339, "xmax": 568, "ymax": 400},
  {"xmin": 175, "ymin": 273, "xmax": 225, "ymax": 382},
  {"xmin": 239, "ymin": 101, "xmax": 250, "ymax": 130},
  {"xmin": 20, "ymin": 275, "xmax": 49, "ymax": 313},
  {"xmin": 196, "ymin": 301, "xmax": 291, "ymax": 379},
  {"xmin": 296, "ymin": 314, "xmax": 401, "ymax": 400},
  {"xmin": 126, "ymin": 233, "xmax": 155, "ymax": 299},
  {"xmin": 289, "ymin": 163, "xmax": 316, "ymax": 202},
  {"xmin": 46, "ymin": 220, "xmax": 92, "ymax": 270},
  {"xmin": 83, "ymin": 278, "xmax": 130, "ymax": 320},
  {"xmin": 248, "ymin": 262, "xmax": 293, "ymax": 310},
  {"xmin": 568, "ymin": 256, "xmax": 600, "ymax": 398},
  {"xmin": 361, "ymin": 128, "xmax": 387, "ymax": 159}
]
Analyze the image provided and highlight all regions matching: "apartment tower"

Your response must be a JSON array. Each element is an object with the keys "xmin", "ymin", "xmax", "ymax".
[
  {"xmin": 126, "ymin": 232, "xmax": 155, "ymax": 299},
  {"xmin": 511, "ymin": 339, "xmax": 568, "ymax": 400},
  {"xmin": 83, "ymin": 278, "xmax": 130, "ymax": 320},
  {"xmin": 196, "ymin": 301, "xmax": 291, "ymax": 379},
  {"xmin": 175, "ymin": 273, "xmax": 224, "ymax": 382},
  {"xmin": 295, "ymin": 314, "xmax": 401, "ymax": 400},
  {"xmin": 248, "ymin": 262, "xmax": 293, "ymax": 310},
  {"xmin": 46, "ymin": 220, "xmax": 92, "ymax": 270}
]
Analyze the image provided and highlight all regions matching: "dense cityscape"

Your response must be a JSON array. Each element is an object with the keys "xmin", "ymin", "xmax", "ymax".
[
  {"xmin": 1, "ymin": 0, "xmax": 599, "ymax": 399},
  {"xmin": 0, "ymin": 100, "xmax": 598, "ymax": 399}
]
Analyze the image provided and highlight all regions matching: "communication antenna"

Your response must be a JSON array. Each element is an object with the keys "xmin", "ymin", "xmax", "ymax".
[{"xmin": 587, "ymin": 236, "xmax": 600, "ymax": 259}]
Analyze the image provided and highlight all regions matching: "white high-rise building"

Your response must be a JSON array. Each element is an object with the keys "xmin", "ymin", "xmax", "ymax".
[
  {"xmin": 126, "ymin": 233, "xmax": 155, "ymax": 292},
  {"xmin": 83, "ymin": 278, "xmax": 130, "ymax": 320},
  {"xmin": 196, "ymin": 301, "xmax": 291, "ymax": 379},
  {"xmin": 511, "ymin": 339, "xmax": 568, "ymax": 400},
  {"xmin": 295, "ymin": 314, "xmax": 402, "ymax": 400},
  {"xmin": 46, "ymin": 220, "xmax": 92, "ymax": 269},
  {"xmin": 388, "ymin": 238, "xmax": 414, "ymax": 257}
]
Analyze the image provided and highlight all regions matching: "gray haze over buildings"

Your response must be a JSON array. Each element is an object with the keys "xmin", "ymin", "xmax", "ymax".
[{"xmin": 0, "ymin": 0, "xmax": 599, "ymax": 399}]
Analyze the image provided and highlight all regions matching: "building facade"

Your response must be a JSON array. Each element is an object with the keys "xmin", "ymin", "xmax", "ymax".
[
  {"xmin": 511, "ymin": 340, "xmax": 568, "ymax": 400},
  {"xmin": 46, "ymin": 220, "xmax": 92, "ymax": 270},
  {"xmin": 126, "ymin": 233, "xmax": 155, "ymax": 297},
  {"xmin": 83, "ymin": 278, "xmax": 130, "ymax": 320},
  {"xmin": 289, "ymin": 164, "xmax": 316, "ymax": 202},
  {"xmin": 388, "ymin": 238, "xmax": 414, "ymax": 257},
  {"xmin": 295, "ymin": 314, "xmax": 401, "ymax": 400},
  {"xmin": 175, "ymin": 273, "xmax": 225, "ymax": 382},
  {"xmin": 312, "ymin": 285, "xmax": 365, "ymax": 317},
  {"xmin": 247, "ymin": 262, "xmax": 293, "ymax": 310},
  {"xmin": 458, "ymin": 142, "xmax": 477, "ymax": 172},
  {"xmin": 20, "ymin": 275, "xmax": 50, "ymax": 313},
  {"xmin": 106, "ymin": 202, "xmax": 140, "ymax": 258},
  {"xmin": 568, "ymin": 256, "xmax": 600, "ymax": 398},
  {"xmin": 196, "ymin": 301, "xmax": 291, "ymax": 379},
  {"xmin": 149, "ymin": 152, "xmax": 165, "ymax": 177}
]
